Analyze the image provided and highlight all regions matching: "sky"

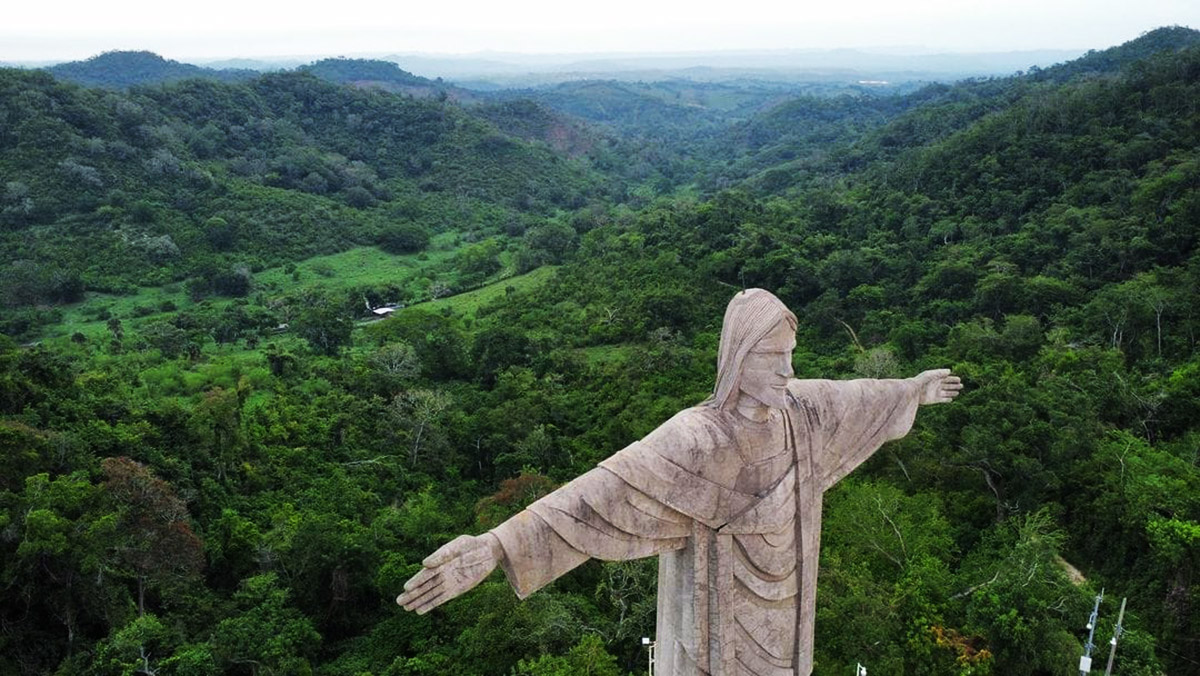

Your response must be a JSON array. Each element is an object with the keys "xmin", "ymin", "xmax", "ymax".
[{"xmin": 2, "ymin": 0, "xmax": 1197, "ymax": 62}]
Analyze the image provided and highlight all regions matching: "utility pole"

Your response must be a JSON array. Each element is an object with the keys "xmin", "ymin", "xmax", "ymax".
[
  {"xmin": 1080, "ymin": 588, "xmax": 1103, "ymax": 674},
  {"xmin": 1103, "ymin": 597, "xmax": 1127, "ymax": 676}
]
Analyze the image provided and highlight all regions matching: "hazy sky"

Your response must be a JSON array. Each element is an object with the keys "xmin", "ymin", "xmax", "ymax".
[{"xmin": 3, "ymin": 0, "xmax": 1197, "ymax": 62}]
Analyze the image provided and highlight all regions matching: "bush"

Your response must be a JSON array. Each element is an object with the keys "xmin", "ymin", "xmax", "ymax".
[
  {"xmin": 378, "ymin": 223, "xmax": 431, "ymax": 254},
  {"xmin": 187, "ymin": 264, "xmax": 253, "ymax": 299}
]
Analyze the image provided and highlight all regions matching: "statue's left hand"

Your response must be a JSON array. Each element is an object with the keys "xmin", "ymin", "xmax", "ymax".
[
  {"xmin": 397, "ymin": 533, "xmax": 500, "ymax": 614},
  {"xmin": 914, "ymin": 369, "xmax": 963, "ymax": 405}
]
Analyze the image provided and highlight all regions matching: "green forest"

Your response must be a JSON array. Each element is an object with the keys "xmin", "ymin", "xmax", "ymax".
[{"xmin": 1, "ymin": 25, "xmax": 1198, "ymax": 676}]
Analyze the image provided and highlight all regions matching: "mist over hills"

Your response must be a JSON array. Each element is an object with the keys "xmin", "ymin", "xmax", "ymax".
[
  {"xmin": 38, "ymin": 43, "xmax": 1091, "ymax": 92},
  {"xmin": 23, "ymin": 24, "xmax": 1200, "ymax": 93},
  {"xmin": 391, "ymin": 46, "xmax": 1088, "ymax": 87},
  {"xmin": 37, "ymin": 27, "xmax": 1195, "ymax": 105}
]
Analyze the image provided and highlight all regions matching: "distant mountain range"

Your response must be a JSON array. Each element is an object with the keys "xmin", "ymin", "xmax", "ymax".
[
  {"xmin": 38, "ymin": 51, "xmax": 469, "ymax": 99},
  {"xmin": 189, "ymin": 48, "xmax": 1090, "ymax": 82},
  {"xmin": 21, "ymin": 25, "xmax": 1200, "ymax": 93},
  {"xmin": 20, "ymin": 27, "xmax": 1199, "ymax": 179},
  {"xmin": 381, "ymin": 48, "xmax": 1091, "ymax": 86},
  {"xmin": 29, "ymin": 44, "xmax": 1105, "ymax": 93},
  {"xmin": 28, "ymin": 27, "xmax": 1199, "ymax": 96}
]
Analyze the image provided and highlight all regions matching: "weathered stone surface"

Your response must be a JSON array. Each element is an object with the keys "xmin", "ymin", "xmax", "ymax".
[{"xmin": 398, "ymin": 289, "xmax": 962, "ymax": 675}]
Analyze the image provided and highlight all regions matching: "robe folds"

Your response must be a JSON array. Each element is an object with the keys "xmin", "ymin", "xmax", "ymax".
[{"xmin": 489, "ymin": 378, "xmax": 922, "ymax": 676}]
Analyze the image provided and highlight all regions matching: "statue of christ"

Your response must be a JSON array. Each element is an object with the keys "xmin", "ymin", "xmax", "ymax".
[{"xmin": 399, "ymin": 288, "xmax": 962, "ymax": 675}]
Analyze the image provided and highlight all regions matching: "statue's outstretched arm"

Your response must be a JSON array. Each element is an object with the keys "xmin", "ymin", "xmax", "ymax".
[
  {"xmin": 398, "ymin": 414, "xmax": 701, "ymax": 612},
  {"xmin": 800, "ymin": 370, "xmax": 961, "ymax": 490}
]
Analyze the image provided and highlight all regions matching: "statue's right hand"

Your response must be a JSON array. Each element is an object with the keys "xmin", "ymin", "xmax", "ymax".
[{"xmin": 396, "ymin": 533, "xmax": 500, "ymax": 614}]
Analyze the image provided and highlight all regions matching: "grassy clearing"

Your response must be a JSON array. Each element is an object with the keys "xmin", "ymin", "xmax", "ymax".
[
  {"xmin": 39, "ymin": 238, "xmax": 552, "ymax": 355},
  {"xmin": 53, "ymin": 284, "xmax": 192, "ymax": 341},
  {"xmin": 412, "ymin": 265, "xmax": 558, "ymax": 319},
  {"xmin": 48, "ymin": 241, "xmax": 460, "ymax": 341},
  {"xmin": 255, "ymin": 236, "xmax": 458, "ymax": 296}
]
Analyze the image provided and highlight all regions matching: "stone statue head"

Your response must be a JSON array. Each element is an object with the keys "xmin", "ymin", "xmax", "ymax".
[{"xmin": 705, "ymin": 289, "xmax": 798, "ymax": 410}]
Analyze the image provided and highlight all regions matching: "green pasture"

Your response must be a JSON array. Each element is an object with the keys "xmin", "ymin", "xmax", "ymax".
[
  {"xmin": 46, "ymin": 240, "xmax": 461, "ymax": 341},
  {"xmin": 255, "ymin": 234, "xmax": 459, "ymax": 295},
  {"xmin": 412, "ymin": 265, "xmax": 558, "ymax": 319}
]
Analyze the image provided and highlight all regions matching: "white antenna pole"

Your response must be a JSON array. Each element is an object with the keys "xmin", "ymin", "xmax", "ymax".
[
  {"xmin": 1080, "ymin": 588, "xmax": 1104, "ymax": 674},
  {"xmin": 1102, "ymin": 597, "xmax": 1127, "ymax": 676}
]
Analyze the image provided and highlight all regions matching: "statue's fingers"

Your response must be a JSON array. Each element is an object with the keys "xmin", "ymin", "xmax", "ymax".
[
  {"xmin": 398, "ymin": 576, "xmax": 439, "ymax": 605},
  {"xmin": 402, "ymin": 568, "xmax": 438, "ymax": 591},
  {"xmin": 402, "ymin": 568, "xmax": 440, "ymax": 592},
  {"xmin": 411, "ymin": 590, "xmax": 448, "ymax": 615},
  {"xmin": 399, "ymin": 580, "xmax": 444, "ymax": 611}
]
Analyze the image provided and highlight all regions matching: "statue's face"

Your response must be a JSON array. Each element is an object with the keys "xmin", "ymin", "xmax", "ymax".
[{"xmin": 739, "ymin": 320, "xmax": 796, "ymax": 409}]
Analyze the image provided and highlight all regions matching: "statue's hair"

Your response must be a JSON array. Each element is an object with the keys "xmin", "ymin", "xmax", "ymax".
[{"xmin": 703, "ymin": 288, "xmax": 798, "ymax": 410}]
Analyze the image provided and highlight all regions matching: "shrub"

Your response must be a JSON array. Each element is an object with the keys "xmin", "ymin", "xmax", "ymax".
[{"xmin": 378, "ymin": 223, "xmax": 432, "ymax": 254}]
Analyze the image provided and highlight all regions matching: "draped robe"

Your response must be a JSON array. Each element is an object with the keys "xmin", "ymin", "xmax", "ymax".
[{"xmin": 489, "ymin": 377, "xmax": 922, "ymax": 676}]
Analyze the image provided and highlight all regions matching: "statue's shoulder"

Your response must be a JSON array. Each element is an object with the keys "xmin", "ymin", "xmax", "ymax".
[
  {"xmin": 786, "ymin": 378, "xmax": 829, "ymax": 395},
  {"xmin": 624, "ymin": 405, "xmax": 740, "ymax": 469},
  {"xmin": 602, "ymin": 405, "xmax": 736, "ymax": 463},
  {"xmin": 599, "ymin": 405, "xmax": 745, "ymax": 518},
  {"xmin": 658, "ymin": 405, "xmax": 738, "ymax": 443},
  {"xmin": 786, "ymin": 378, "xmax": 838, "ymax": 407}
]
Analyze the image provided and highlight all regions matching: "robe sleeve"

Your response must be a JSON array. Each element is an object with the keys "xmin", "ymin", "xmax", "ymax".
[
  {"xmin": 794, "ymin": 378, "xmax": 922, "ymax": 490},
  {"xmin": 489, "ymin": 466, "xmax": 691, "ymax": 599}
]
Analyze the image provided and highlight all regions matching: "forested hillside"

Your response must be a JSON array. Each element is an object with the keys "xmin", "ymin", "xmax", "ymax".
[
  {"xmin": 698, "ymin": 25, "xmax": 1200, "ymax": 195},
  {"xmin": 0, "ymin": 67, "xmax": 606, "ymax": 337},
  {"xmin": 1, "ymin": 27, "xmax": 1198, "ymax": 676},
  {"xmin": 47, "ymin": 51, "xmax": 259, "ymax": 89}
]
